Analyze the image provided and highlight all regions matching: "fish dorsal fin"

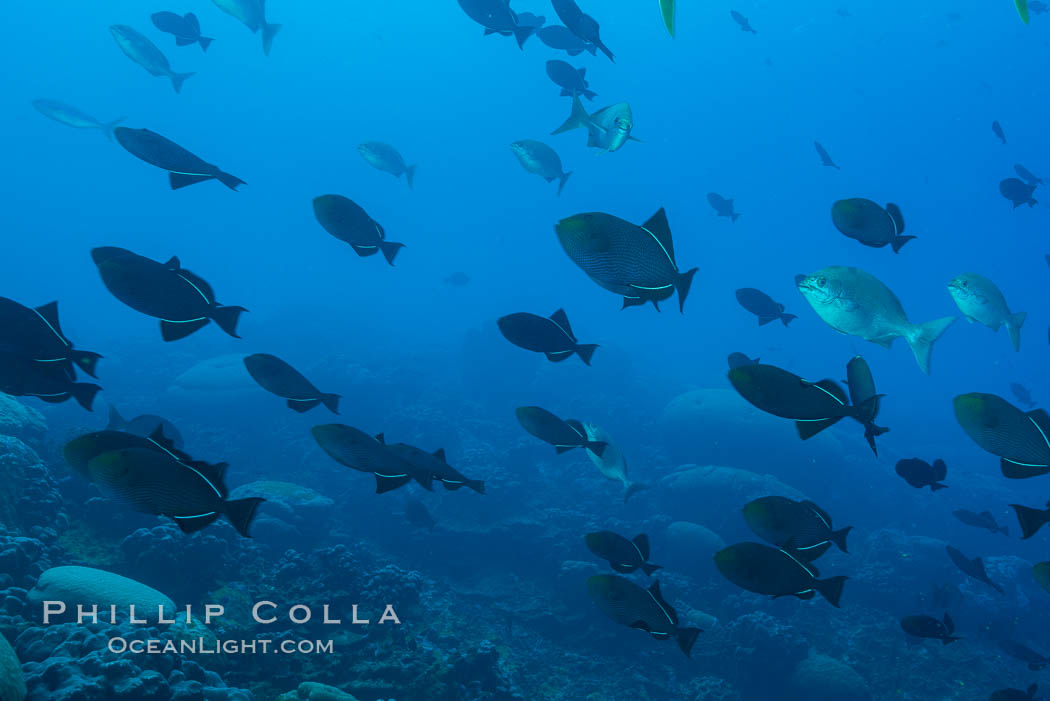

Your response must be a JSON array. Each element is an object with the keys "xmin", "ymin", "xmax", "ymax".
[
  {"xmin": 646, "ymin": 580, "xmax": 677, "ymax": 626},
  {"xmin": 640, "ymin": 208, "xmax": 675, "ymax": 266},
  {"xmin": 33, "ymin": 301, "xmax": 65, "ymax": 341},
  {"xmin": 374, "ymin": 432, "xmax": 386, "ymax": 444},
  {"xmin": 107, "ymin": 406, "xmax": 125, "ymax": 430},
  {"xmin": 885, "ymin": 203, "xmax": 905, "ymax": 235},
  {"xmin": 147, "ymin": 426, "xmax": 182, "ymax": 457},
  {"xmin": 175, "ymin": 268, "xmax": 216, "ymax": 305},
  {"xmin": 549, "ymin": 308, "xmax": 576, "ymax": 341},
  {"xmin": 943, "ymin": 613, "xmax": 954, "ymax": 634},
  {"xmin": 632, "ymin": 534, "xmax": 650, "ymax": 561},
  {"xmin": 805, "ymin": 379, "xmax": 848, "ymax": 406},
  {"xmin": 801, "ymin": 500, "xmax": 832, "ymax": 529},
  {"xmin": 432, "ymin": 448, "xmax": 448, "ymax": 463},
  {"xmin": 165, "ymin": 256, "xmax": 181, "ymax": 271}
]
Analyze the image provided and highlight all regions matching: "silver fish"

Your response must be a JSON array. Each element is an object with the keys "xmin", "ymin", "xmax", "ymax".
[
  {"xmin": 948, "ymin": 273, "xmax": 1026, "ymax": 351},
  {"xmin": 212, "ymin": 0, "xmax": 281, "ymax": 55},
  {"xmin": 552, "ymin": 96, "xmax": 637, "ymax": 153},
  {"xmin": 510, "ymin": 140, "xmax": 572, "ymax": 196},
  {"xmin": 358, "ymin": 142, "xmax": 416, "ymax": 189},
  {"xmin": 109, "ymin": 25, "xmax": 194, "ymax": 94},
  {"xmin": 32, "ymin": 99, "xmax": 123, "ymax": 140}
]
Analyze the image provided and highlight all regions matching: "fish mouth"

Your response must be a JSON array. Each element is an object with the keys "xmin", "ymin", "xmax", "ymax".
[{"xmin": 794, "ymin": 274, "xmax": 811, "ymax": 290}]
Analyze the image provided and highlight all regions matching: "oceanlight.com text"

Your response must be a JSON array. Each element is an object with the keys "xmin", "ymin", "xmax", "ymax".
[{"xmin": 108, "ymin": 637, "xmax": 336, "ymax": 655}]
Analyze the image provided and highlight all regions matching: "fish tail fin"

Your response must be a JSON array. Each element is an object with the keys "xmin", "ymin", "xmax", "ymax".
[
  {"xmin": 905, "ymin": 316, "xmax": 957, "ymax": 374},
  {"xmin": 212, "ymin": 305, "xmax": 247, "ymax": 338},
  {"xmin": 585, "ymin": 440, "xmax": 608, "ymax": 457},
  {"xmin": 214, "ymin": 170, "xmax": 246, "ymax": 191},
  {"xmin": 831, "ymin": 526, "xmax": 852, "ymax": 553},
  {"xmin": 575, "ymin": 343, "xmax": 598, "ymax": 366},
  {"xmin": 161, "ymin": 318, "xmax": 210, "ymax": 341},
  {"xmin": 583, "ymin": 89, "xmax": 598, "ymax": 100},
  {"xmin": 1011, "ymin": 503, "xmax": 1050, "ymax": 539},
  {"xmin": 71, "ymin": 383, "xmax": 102, "ymax": 411},
  {"xmin": 675, "ymin": 267, "xmax": 698, "ymax": 313},
  {"xmin": 404, "ymin": 164, "xmax": 416, "ymax": 190},
  {"xmin": 557, "ymin": 171, "xmax": 572, "ymax": 196},
  {"xmin": 942, "ymin": 636, "xmax": 962, "ymax": 645},
  {"xmin": 320, "ymin": 393, "xmax": 341, "ymax": 414},
  {"xmin": 171, "ymin": 72, "xmax": 195, "ymax": 94},
  {"xmin": 199, "ymin": 36, "xmax": 214, "ymax": 52},
  {"xmin": 640, "ymin": 562, "xmax": 662, "ymax": 576},
  {"xmin": 223, "ymin": 497, "xmax": 264, "ymax": 537},
  {"xmin": 552, "ymin": 95, "xmax": 591, "ymax": 135},
  {"xmin": 1008, "ymin": 311, "xmax": 1027, "ymax": 351},
  {"xmin": 379, "ymin": 241, "xmax": 405, "ymax": 266},
  {"xmin": 795, "ymin": 416, "xmax": 842, "ymax": 440},
  {"xmin": 595, "ymin": 40, "xmax": 615, "ymax": 62},
  {"xmin": 891, "ymin": 235, "xmax": 916, "ymax": 253},
  {"xmin": 71, "ymin": 350, "xmax": 103, "ymax": 378},
  {"xmin": 512, "ymin": 24, "xmax": 535, "ymax": 49},
  {"xmin": 465, "ymin": 479, "xmax": 485, "ymax": 494},
  {"xmin": 815, "ymin": 575, "xmax": 847, "ymax": 607},
  {"xmin": 262, "ymin": 23, "xmax": 282, "ymax": 56},
  {"xmin": 101, "ymin": 117, "xmax": 125, "ymax": 141},
  {"xmin": 930, "ymin": 482, "xmax": 949, "ymax": 491},
  {"xmin": 780, "ymin": 313, "xmax": 798, "ymax": 327},
  {"xmin": 286, "ymin": 398, "xmax": 321, "ymax": 413},
  {"xmin": 624, "ymin": 482, "xmax": 649, "ymax": 503},
  {"xmin": 676, "ymin": 627, "xmax": 702, "ymax": 657}
]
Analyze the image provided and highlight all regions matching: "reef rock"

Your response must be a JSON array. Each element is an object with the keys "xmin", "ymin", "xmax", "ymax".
[
  {"xmin": 27, "ymin": 566, "xmax": 175, "ymax": 624},
  {"xmin": 789, "ymin": 653, "xmax": 871, "ymax": 701},
  {"xmin": 0, "ymin": 632, "xmax": 25, "ymax": 701},
  {"xmin": 229, "ymin": 481, "xmax": 333, "ymax": 545},
  {"xmin": 659, "ymin": 521, "xmax": 726, "ymax": 579},
  {"xmin": 0, "ymin": 436, "xmax": 64, "ymax": 534},
  {"xmin": 0, "ymin": 396, "xmax": 45, "ymax": 448},
  {"xmin": 656, "ymin": 465, "xmax": 805, "ymax": 533},
  {"xmin": 277, "ymin": 682, "xmax": 360, "ymax": 701}
]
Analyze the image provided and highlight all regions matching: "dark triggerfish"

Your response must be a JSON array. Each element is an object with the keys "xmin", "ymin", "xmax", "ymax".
[
  {"xmin": 831, "ymin": 198, "xmax": 915, "ymax": 253},
  {"xmin": 497, "ymin": 309, "xmax": 597, "ymax": 365},
  {"xmin": 742, "ymin": 496, "xmax": 851, "ymax": 559},
  {"xmin": 515, "ymin": 406, "xmax": 607, "ymax": 456},
  {"xmin": 586, "ymin": 576, "xmax": 701, "ymax": 656},
  {"xmin": 585, "ymin": 531, "xmax": 661, "ymax": 576},
  {"xmin": 556, "ymin": 209, "xmax": 697, "ymax": 312},
  {"xmin": 311, "ymin": 424, "xmax": 433, "ymax": 494},
  {"xmin": 953, "ymin": 393, "xmax": 1050, "ymax": 478},
  {"xmin": 900, "ymin": 613, "xmax": 960, "ymax": 644},
  {"xmin": 387, "ymin": 442, "xmax": 485, "ymax": 494},
  {"xmin": 243, "ymin": 353, "xmax": 340, "ymax": 413},
  {"xmin": 0, "ymin": 297, "xmax": 102, "ymax": 379},
  {"xmin": 714, "ymin": 541, "xmax": 847, "ymax": 606},
  {"xmin": 312, "ymin": 195, "xmax": 405, "ymax": 265},
  {"xmin": 114, "ymin": 127, "xmax": 245, "ymax": 191},
  {"xmin": 846, "ymin": 355, "xmax": 889, "ymax": 455}
]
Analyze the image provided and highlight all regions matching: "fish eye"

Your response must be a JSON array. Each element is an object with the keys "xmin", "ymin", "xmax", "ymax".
[{"xmin": 817, "ymin": 277, "xmax": 827, "ymax": 286}]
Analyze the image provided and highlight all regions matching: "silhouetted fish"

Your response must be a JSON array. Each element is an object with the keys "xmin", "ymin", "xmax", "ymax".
[
  {"xmin": 1001, "ymin": 178, "xmax": 1038, "ymax": 208},
  {"xmin": 1000, "ymin": 640, "xmax": 1050, "ymax": 671},
  {"xmin": 990, "ymin": 684, "xmax": 1039, "ymax": 701},
  {"xmin": 946, "ymin": 545, "xmax": 1004, "ymax": 594},
  {"xmin": 546, "ymin": 60, "xmax": 597, "ymax": 100},
  {"xmin": 32, "ymin": 99, "xmax": 123, "ymax": 140},
  {"xmin": 387, "ymin": 442, "xmax": 485, "ymax": 494},
  {"xmin": 552, "ymin": 0, "xmax": 614, "ymax": 61},
  {"xmin": 212, "ymin": 0, "xmax": 281, "ymax": 55},
  {"xmin": 952, "ymin": 509, "xmax": 1008, "ymax": 536},
  {"xmin": 537, "ymin": 25, "xmax": 597, "ymax": 56},
  {"xmin": 0, "ymin": 353, "xmax": 100, "ymax": 411},
  {"xmin": 312, "ymin": 195, "xmax": 405, "ymax": 265},
  {"xmin": 0, "ymin": 297, "xmax": 101, "ymax": 379},
  {"xmin": 586, "ymin": 576, "xmax": 701, "ymax": 656},
  {"xmin": 714, "ymin": 542, "xmax": 847, "ymax": 606},
  {"xmin": 64, "ymin": 428, "xmax": 194, "ymax": 478},
  {"xmin": 585, "ymin": 531, "xmax": 661, "ymax": 575},
  {"xmin": 457, "ymin": 0, "xmax": 535, "ymax": 48},
  {"xmin": 707, "ymin": 193, "xmax": 741, "ymax": 222},
  {"xmin": 895, "ymin": 458, "xmax": 948, "ymax": 491},
  {"xmin": 1012, "ymin": 382, "xmax": 1036, "ymax": 408},
  {"xmin": 109, "ymin": 25, "xmax": 194, "ymax": 93},
  {"xmin": 948, "ymin": 273, "xmax": 1026, "ymax": 351},
  {"xmin": 106, "ymin": 408, "xmax": 184, "ymax": 450},
  {"xmin": 91, "ymin": 247, "xmax": 247, "ymax": 341},
  {"xmin": 515, "ymin": 406, "xmax": 607, "ymax": 455},
  {"xmin": 151, "ymin": 11, "xmax": 213, "ymax": 51},
  {"xmin": 510, "ymin": 140, "xmax": 572, "ymax": 196},
  {"xmin": 311, "ymin": 424, "xmax": 433, "ymax": 493},
  {"xmin": 845, "ymin": 355, "xmax": 889, "ymax": 455},
  {"xmin": 814, "ymin": 141, "xmax": 839, "ymax": 169},
  {"xmin": 114, "ymin": 127, "xmax": 245, "ymax": 190},
  {"xmin": 730, "ymin": 10, "xmax": 757, "ymax": 33},
  {"xmin": 735, "ymin": 288, "xmax": 796, "ymax": 326},
  {"xmin": 831, "ymin": 199, "xmax": 914, "ymax": 252},
  {"xmin": 498, "ymin": 309, "xmax": 597, "ymax": 365},
  {"xmin": 1015, "ymin": 164, "xmax": 1044, "ymax": 186},
  {"xmin": 742, "ymin": 496, "xmax": 850, "ymax": 558},
  {"xmin": 243, "ymin": 354, "xmax": 340, "ymax": 413},
  {"xmin": 993, "ymin": 120, "xmax": 1007, "ymax": 144},
  {"xmin": 900, "ymin": 613, "xmax": 960, "ymax": 644}
]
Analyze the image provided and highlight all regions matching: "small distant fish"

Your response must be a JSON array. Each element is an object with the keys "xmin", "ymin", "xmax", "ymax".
[
  {"xmin": 990, "ymin": 684, "xmax": 1040, "ymax": 701},
  {"xmin": 545, "ymin": 60, "xmax": 597, "ymax": 100},
  {"xmin": 946, "ymin": 545, "xmax": 1004, "ymax": 595},
  {"xmin": 444, "ymin": 272, "xmax": 470, "ymax": 286},
  {"xmin": 311, "ymin": 424, "xmax": 433, "ymax": 493},
  {"xmin": 1012, "ymin": 382, "xmax": 1036, "ymax": 408},
  {"xmin": 728, "ymin": 352, "xmax": 760, "ymax": 369},
  {"xmin": 515, "ymin": 406, "xmax": 607, "ymax": 456},
  {"xmin": 730, "ymin": 10, "xmax": 757, "ymax": 34},
  {"xmin": 581, "ymin": 422, "xmax": 647, "ymax": 502},
  {"xmin": 1001, "ymin": 178, "xmax": 1038, "ymax": 208},
  {"xmin": 948, "ymin": 273, "xmax": 1026, "ymax": 351},
  {"xmin": 586, "ymin": 576, "xmax": 701, "ymax": 656},
  {"xmin": 114, "ymin": 127, "xmax": 245, "ymax": 191},
  {"xmin": 358, "ymin": 142, "xmax": 416, "ymax": 189},
  {"xmin": 814, "ymin": 141, "xmax": 839, "ymax": 169},
  {"xmin": 742, "ymin": 496, "xmax": 851, "ymax": 559},
  {"xmin": 87, "ymin": 446, "xmax": 262, "ymax": 536},
  {"xmin": 556, "ymin": 209, "xmax": 696, "ymax": 312},
  {"xmin": 457, "ymin": 0, "xmax": 536, "ymax": 48},
  {"xmin": 796, "ymin": 267, "xmax": 956, "ymax": 374},
  {"xmin": 1033, "ymin": 562, "xmax": 1050, "ymax": 594},
  {"xmin": 387, "ymin": 442, "xmax": 485, "ymax": 494},
  {"xmin": 497, "ymin": 309, "xmax": 597, "ymax": 365},
  {"xmin": 107, "ymin": 408, "xmax": 183, "ymax": 449},
  {"xmin": 735, "ymin": 288, "xmax": 796, "ymax": 326},
  {"xmin": 212, "ymin": 0, "xmax": 281, "ymax": 55},
  {"xmin": 895, "ymin": 458, "xmax": 948, "ymax": 491},
  {"xmin": 831, "ymin": 199, "xmax": 914, "ymax": 253},
  {"xmin": 552, "ymin": 0, "xmax": 614, "ymax": 61},
  {"xmin": 537, "ymin": 25, "xmax": 597, "ymax": 56},
  {"xmin": 1010, "ymin": 500, "xmax": 1050, "ymax": 539},
  {"xmin": 151, "ymin": 11, "xmax": 213, "ymax": 51},
  {"xmin": 552, "ymin": 97, "xmax": 637, "ymax": 153},
  {"xmin": 0, "ymin": 354, "xmax": 100, "ymax": 411},
  {"xmin": 900, "ymin": 613, "xmax": 960, "ymax": 645},
  {"xmin": 403, "ymin": 497, "xmax": 436, "ymax": 531},
  {"xmin": 109, "ymin": 25, "xmax": 194, "ymax": 93},
  {"xmin": 586, "ymin": 531, "xmax": 661, "ymax": 575},
  {"xmin": 659, "ymin": 0, "xmax": 676, "ymax": 37},
  {"xmin": 312, "ymin": 195, "xmax": 405, "ymax": 265},
  {"xmin": 953, "ymin": 509, "xmax": 1009, "ymax": 536},
  {"xmin": 510, "ymin": 140, "xmax": 572, "ymax": 196},
  {"xmin": 243, "ymin": 354, "xmax": 340, "ymax": 414},
  {"xmin": 714, "ymin": 541, "xmax": 847, "ymax": 606},
  {"xmin": 707, "ymin": 193, "xmax": 741, "ymax": 223},
  {"xmin": 1015, "ymin": 164, "xmax": 1044, "ymax": 186},
  {"xmin": 845, "ymin": 355, "xmax": 889, "ymax": 455},
  {"xmin": 993, "ymin": 120, "xmax": 1008, "ymax": 144},
  {"xmin": 1000, "ymin": 640, "xmax": 1050, "ymax": 671},
  {"xmin": 0, "ymin": 297, "xmax": 102, "ymax": 379},
  {"xmin": 32, "ymin": 100, "xmax": 123, "ymax": 140},
  {"xmin": 728, "ymin": 362, "xmax": 875, "ymax": 440},
  {"xmin": 91, "ymin": 247, "xmax": 246, "ymax": 341},
  {"xmin": 953, "ymin": 393, "xmax": 1050, "ymax": 478}
]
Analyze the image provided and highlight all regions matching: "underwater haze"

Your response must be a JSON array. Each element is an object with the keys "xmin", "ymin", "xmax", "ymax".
[{"xmin": 1, "ymin": 0, "xmax": 1050, "ymax": 699}]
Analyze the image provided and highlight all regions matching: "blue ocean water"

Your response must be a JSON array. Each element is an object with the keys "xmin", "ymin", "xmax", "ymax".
[{"xmin": 2, "ymin": 1, "xmax": 1050, "ymax": 699}]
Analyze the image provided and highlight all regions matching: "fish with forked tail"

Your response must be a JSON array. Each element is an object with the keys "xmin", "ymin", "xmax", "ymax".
[
  {"xmin": 243, "ymin": 354, "xmax": 340, "ymax": 414},
  {"xmin": 33, "ymin": 100, "xmax": 123, "ymax": 140},
  {"xmin": 109, "ymin": 25, "xmax": 194, "ymax": 93},
  {"xmin": 312, "ymin": 195, "xmax": 405, "ymax": 265},
  {"xmin": 845, "ymin": 355, "xmax": 889, "ymax": 455},
  {"xmin": 515, "ymin": 406, "xmax": 607, "ymax": 456},
  {"xmin": 586, "ymin": 576, "xmax": 701, "ymax": 656},
  {"xmin": 510, "ymin": 141, "xmax": 572, "ymax": 196},
  {"xmin": 387, "ymin": 442, "xmax": 485, "ymax": 494},
  {"xmin": 497, "ymin": 309, "xmax": 597, "ymax": 364},
  {"xmin": 953, "ymin": 509, "xmax": 1009, "ymax": 536},
  {"xmin": 735, "ymin": 288, "xmax": 796, "ymax": 327},
  {"xmin": 311, "ymin": 424, "xmax": 433, "ymax": 494},
  {"xmin": 900, "ymin": 613, "xmax": 960, "ymax": 644},
  {"xmin": 114, "ymin": 128, "xmax": 245, "ymax": 191},
  {"xmin": 552, "ymin": 97, "xmax": 637, "ymax": 153},
  {"xmin": 742, "ymin": 496, "xmax": 851, "ymax": 560},
  {"xmin": 714, "ymin": 541, "xmax": 847, "ymax": 606},
  {"xmin": 552, "ymin": 0, "xmax": 614, "ymax": 61},
  {"xmin": 586, "ymin": 531, "xmax": 661, "ymax": 576},
  {"xmin": 831, "ymin": 199, "xmax": 915, "ymax": 253},
  {"xmin": 358, "ymin": 142, "xmax": 416, "ymax": 189},
  {"xmin": 895, "ymin": 458, "xmax": 948, "ymax": 491},
  {"xmin": 0, "ymin": 297, "xmax": 102, "ymax": 379},
  {"xmin": 946, "ymin": 545, "xmax": 1004, "ymax": 595},
  {"xmin": 151, "ymin": 11, "xmax": 213, "ymax": 51},
  {"xmin": 948, "ymin": 273, "xmax": 1026, "ymax": 351},
  {"xmin": 581, "ymin": 422, "xmax": 647, "ymax": 502},
  {"xmin": 212, "ymin": 0, "xmax": 281, "ymax": 55},
  {"xmin": 1000, "ymin": 640, "xmax": 1050, "ymax": 671}
]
